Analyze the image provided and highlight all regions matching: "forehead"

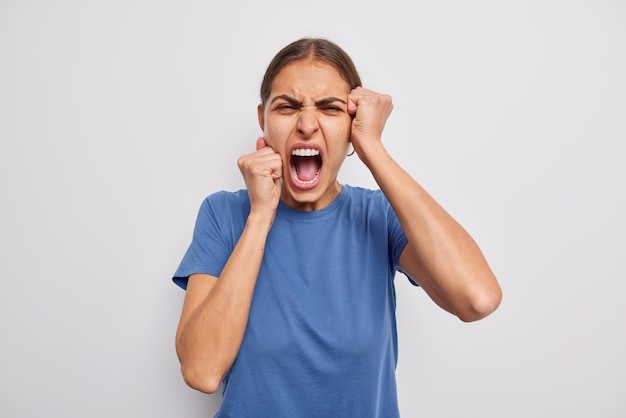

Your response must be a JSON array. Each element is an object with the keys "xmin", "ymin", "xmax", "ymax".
[{"xmin": 269, "ymin": 60, "xmax": 350, "ymax": 99}]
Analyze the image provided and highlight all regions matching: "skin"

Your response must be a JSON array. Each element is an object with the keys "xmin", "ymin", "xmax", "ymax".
[
  {"xmin": 175, "ymin": 59, "xmax": 502, "ymax": 394},
  {"xmin": 257, "ymin": 59, "xmax": 352, "ymax": 211}
]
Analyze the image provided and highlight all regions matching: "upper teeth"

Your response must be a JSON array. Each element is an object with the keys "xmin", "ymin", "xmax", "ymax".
[{"xmin": 292, "ymin": 148, "xmax": 320, "ymax": 157}]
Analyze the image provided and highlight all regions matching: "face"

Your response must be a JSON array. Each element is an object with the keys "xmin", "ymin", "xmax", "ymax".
[{"xmin": 258, "ymin": 60, "xmax": 352, "ymax": 211}]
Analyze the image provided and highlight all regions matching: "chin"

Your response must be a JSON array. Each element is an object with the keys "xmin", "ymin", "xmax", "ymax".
[{"xmin": 282, "ymin": 178, "xmax": 338, "ymax": 211}]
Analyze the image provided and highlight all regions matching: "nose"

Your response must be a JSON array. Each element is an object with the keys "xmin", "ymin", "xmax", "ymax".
[{"xmin": 297, "ymin": 107, "xmax": 319, "ymax": 137}]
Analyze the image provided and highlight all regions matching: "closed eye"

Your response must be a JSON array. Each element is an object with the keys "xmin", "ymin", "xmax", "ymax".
[
  {"xmin": 269, "ymin": 95, "xmax": 347, "ymax": 115},
  {"xmin": 315, "ymin": 97, "xmax": 347, "ymax": 114},
  {"xmin": 319, "ymin": 105, "xmax": 343, "ymax": 113},
  {"xmin": 274, "ymin": 104, "xmax": 299, "ymax": 114}
]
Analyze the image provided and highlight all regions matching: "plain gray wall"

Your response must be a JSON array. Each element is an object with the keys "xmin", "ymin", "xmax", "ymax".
[{"xmin": 1, "ymin": 1, "xmax": 624, "ymax": 417}]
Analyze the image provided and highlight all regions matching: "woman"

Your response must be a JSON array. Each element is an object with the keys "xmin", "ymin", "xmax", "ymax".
[{"xmin": 173, "ymin": 37, "xmax": 501, "ymax": 417}]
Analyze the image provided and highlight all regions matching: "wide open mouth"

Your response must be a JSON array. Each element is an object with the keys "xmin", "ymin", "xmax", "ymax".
[{"xmin": 290, "ymin": 147, "xmax": 322, "ymax": 186}]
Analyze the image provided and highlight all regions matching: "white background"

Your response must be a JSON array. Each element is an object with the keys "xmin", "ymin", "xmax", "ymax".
[{"xmin": 1, "ymin": 1, "xmax": 624, "ymax": 417}]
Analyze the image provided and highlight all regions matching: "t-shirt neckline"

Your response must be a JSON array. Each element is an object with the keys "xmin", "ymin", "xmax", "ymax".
[{"xmin": 277, "ymin": 185, "xmax": 350, "ymax": 221}]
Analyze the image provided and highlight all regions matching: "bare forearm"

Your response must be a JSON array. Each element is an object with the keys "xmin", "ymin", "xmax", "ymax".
[
  {"xmin": 363, "ymin": 142, "xmax": 501, "ymax": 320},
  {"xmin": 176, "ymin": 212, "xmax": 272, "ymax": 392}
]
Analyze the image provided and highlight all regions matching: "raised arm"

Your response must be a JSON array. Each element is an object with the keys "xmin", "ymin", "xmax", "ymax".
[
  {"xmin": 348, "ymin": 88, "xmax": 502, "ymax": 322},
  {"xmin": 175, "ymin": 138, "xmax": 281, "ymax": 393}
]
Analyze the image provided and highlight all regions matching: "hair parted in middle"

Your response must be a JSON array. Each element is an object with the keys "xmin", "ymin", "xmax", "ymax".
[{"xmin": 259, "ymin": 37, "xmax": 362, "ymax": 109}]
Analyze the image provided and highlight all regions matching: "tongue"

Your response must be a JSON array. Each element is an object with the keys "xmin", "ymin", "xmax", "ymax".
[{"xmin": 295, "ymin": 157, "xmax": 318, "ymax": 181}]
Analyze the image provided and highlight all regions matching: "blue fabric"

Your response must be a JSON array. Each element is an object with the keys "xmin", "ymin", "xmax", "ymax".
[{"xmin": 173, "ymin": 185, "xmax": 411, "ymax": 417}]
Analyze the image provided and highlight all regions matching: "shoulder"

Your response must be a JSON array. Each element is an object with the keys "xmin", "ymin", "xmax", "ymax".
[
  {"xmin": 342, "ymin": 185, "xmax": 398, "ymax": 227},
  {"xmin": 194, "ymin": 190, "xmax": 250, "ymax": 227},
  {"xmin": 343, "ymin": 184, "xmax": 381, "ymax": 198},
  {"xmin": 201, "ymin": 189, "xmax": 250, "ymax": 211},
  {"xmin": 343, "ymin": 185, "xmax": 388, "ymax": 208}
]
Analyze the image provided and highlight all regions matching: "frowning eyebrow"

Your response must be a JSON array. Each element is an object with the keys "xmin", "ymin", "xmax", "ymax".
[{"xmin": 270, "ymin": 95, "xmax": 347, "ymax": 107}]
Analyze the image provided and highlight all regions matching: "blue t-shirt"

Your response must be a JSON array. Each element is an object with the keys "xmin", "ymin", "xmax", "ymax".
[{"xmin": 173, "ymin": 185, "xmax": 412, "ymax": 417}]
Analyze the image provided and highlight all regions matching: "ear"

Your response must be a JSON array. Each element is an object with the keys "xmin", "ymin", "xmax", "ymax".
[{"xmin": 257, "ymin": 103, "xmax": 265, "ymax": 132}]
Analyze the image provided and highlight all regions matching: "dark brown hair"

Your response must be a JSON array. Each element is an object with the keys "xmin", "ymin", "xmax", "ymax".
[{"xmin": 259, "ymin": 37, "xmax": 362, "ymax": 108}]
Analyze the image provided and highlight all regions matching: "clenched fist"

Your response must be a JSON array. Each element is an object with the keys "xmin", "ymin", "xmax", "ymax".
[{"xmin": 237, "ymin": 137, "xmax": 283, "ymax": 220}]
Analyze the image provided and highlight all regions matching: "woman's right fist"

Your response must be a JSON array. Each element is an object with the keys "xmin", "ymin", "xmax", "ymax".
[{"xmin": 237, "ymin": 137, "xmax": 282, "ymax": 216}]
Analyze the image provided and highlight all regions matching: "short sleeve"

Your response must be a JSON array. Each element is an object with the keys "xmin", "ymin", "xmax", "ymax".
[
  {"xmin": 172, "ymin": 191, "xmax": 247, "ymax": 289},
  {"xmin": 383, "ymin": 194, "xmax": 418, "ymax": 287}
]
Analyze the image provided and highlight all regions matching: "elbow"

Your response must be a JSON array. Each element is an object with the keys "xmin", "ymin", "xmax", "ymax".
[
  {"xmin": 456, "ymin": 283, "xmax": 502, "ymax": 323},
  {"xmin": 176, "ymin": 339, "xmax": 226, "ymax": 394},
  {"xmin": 180, "ymin": 362, "xmax": 223, "ymax": 394}
]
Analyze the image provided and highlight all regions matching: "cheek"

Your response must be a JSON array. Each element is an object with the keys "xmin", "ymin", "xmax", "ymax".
[
  {"xmin": 265, "ymin": 116, "xmax": 295, "ymax": 138},
  {"xmin": 323, "ymin": 136, "xmax": 351, "ymax": 164},
  {"xmin": 262, "ymin": 121, "xmax": 281, "ymax": 143},
  {"xmin": 321, "ymin": 119, "xmax": 352, "ymax": 145},
  {"xmin": 336, "ymin": 116, "xmax": 353, "ymax": 137}
]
